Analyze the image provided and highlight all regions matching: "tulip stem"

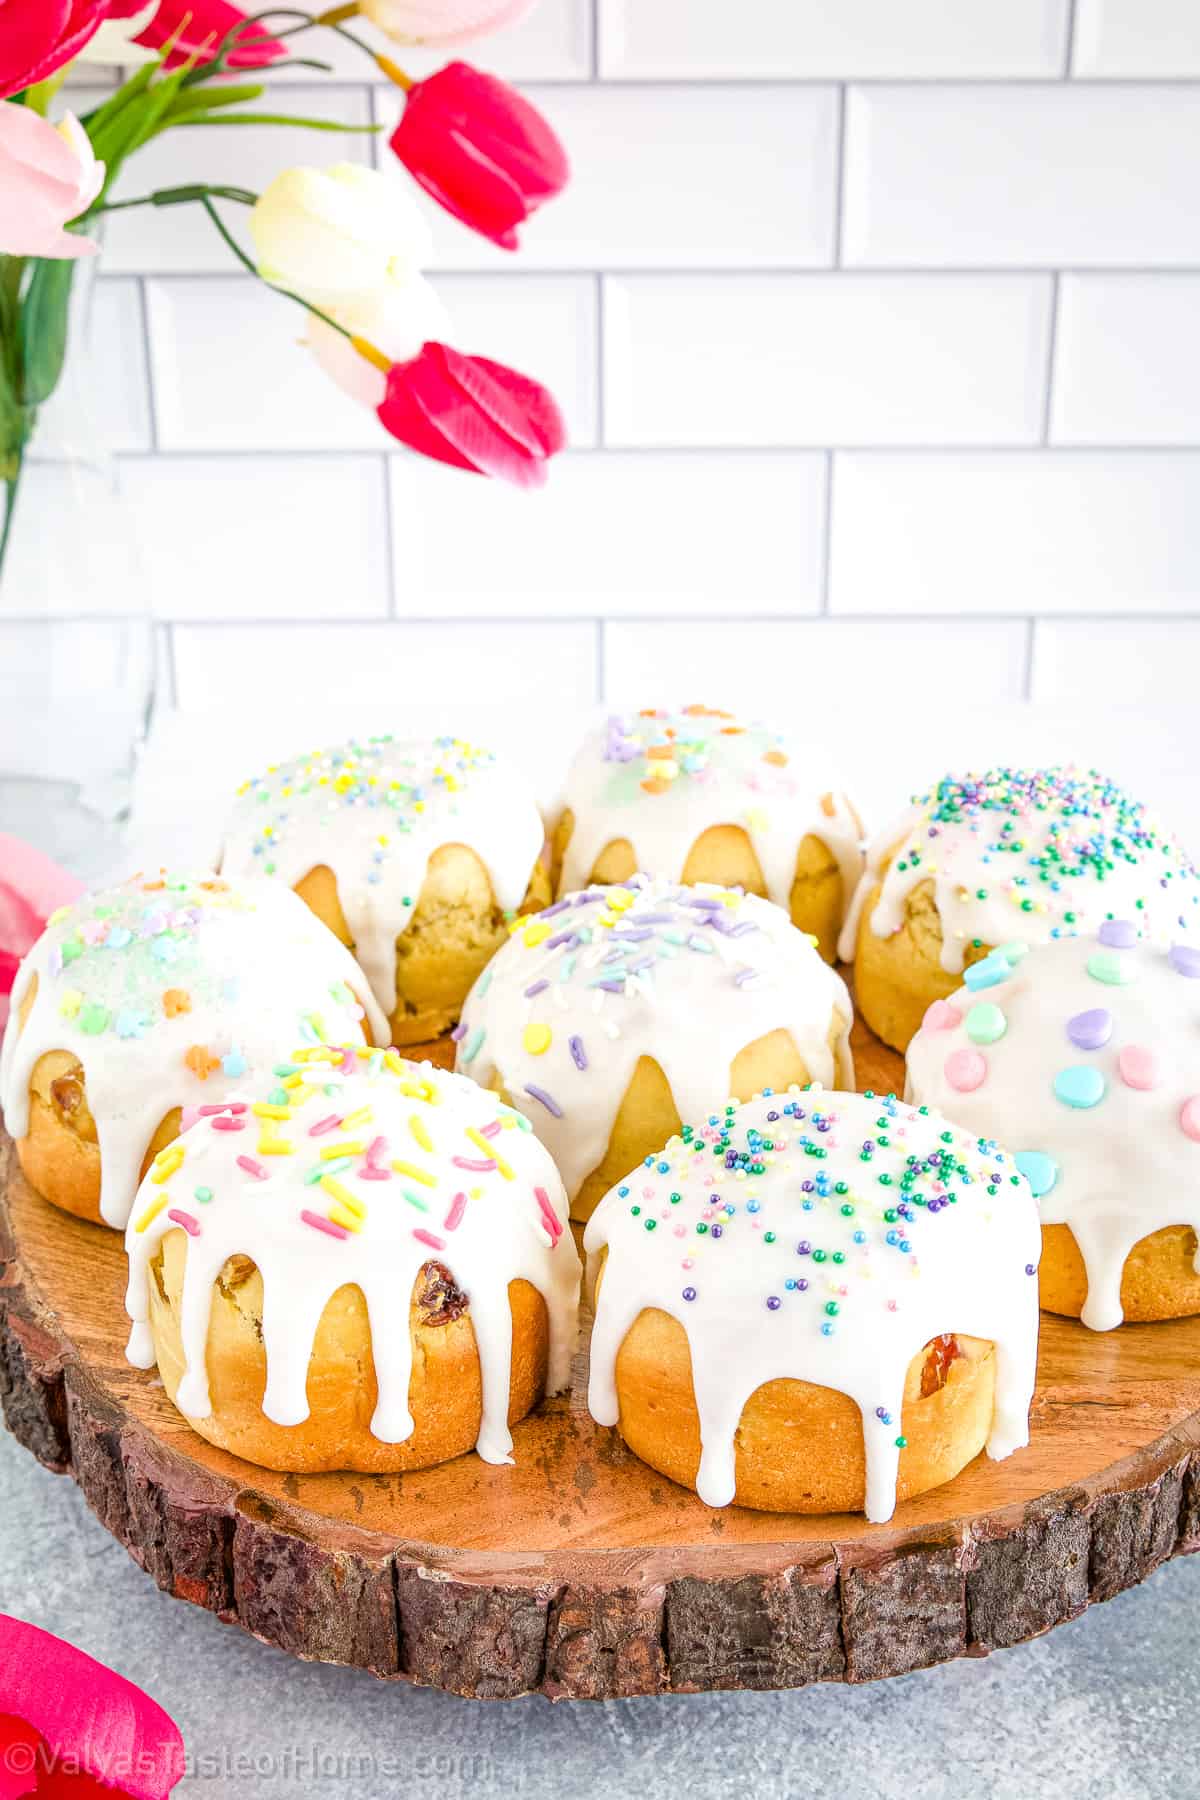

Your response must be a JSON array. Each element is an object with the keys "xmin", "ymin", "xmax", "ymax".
[
  {"xmin": 194, "ymin": 197, "xmax": 361, "ymax": 349},
  {"xmin": 0, "ymin": 457, "xmax": 23, "ymax": 583}
]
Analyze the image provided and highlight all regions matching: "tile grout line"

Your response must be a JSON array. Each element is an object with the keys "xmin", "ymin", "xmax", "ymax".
[
  {"xmin": 595, "ymin": 619, "xmax": 606, "ymax": 702},
  {"xmin": 380, "ymin": 455, "xmax": 399, "ymax": 617},
  {"xmin": 140, "ymin": 611, "xmax": 1200, "ymax": 632},
  {"xmin": 1041, "ymin": 270, "xmax": 1062, "ymax": 444},
  {"xmin": 134, "ymin": 276, "xmax": 160, "ymax": 453},
  {"xmin": 1063, "ymin": 0, "xmax": 1080, "ymax": 79},
  {"xmin": 1022, "ymin": 618, "xmax": 1037, "ymax": 699},
  {"xmin": 594, "ymin": 273, "xmax": 606, "ymax": 447},
  {"xmin": 587, "ymin": 0, "xmax": 600, "ymax": 81},
  {"xmin": 832, "ymin": 84, "xmax": 848, "ymax": 268},
  {"xmin": 820, "ymin": 452, "xmax": 836, "ymax": 614}
]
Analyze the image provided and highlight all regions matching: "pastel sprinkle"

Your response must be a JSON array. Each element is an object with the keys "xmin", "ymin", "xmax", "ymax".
[
  {"xmin": 965, "ymin": 1002, "xmax": 1006, "ymax": 1046},
  {"xmin": 166, "ymin": 1208, "xmax": 201, "ymax": 1237},
  {"xmin": 461, "ymin": 1027, "xmax": 486, "ymax": 1064},
  {"xmin": 569, "ymin": 1034, "xmax": 588, "ymax": 1070},
  {"xmin": 412, "ymin": 1227, "xmax": 446, "ymax": 1252},
  {"xmin": 391, "ymin": 1158, "xmax": 436, "ymax": 1186},
  {"xmin": 1067, "ymin": 1007, "xmax": 1112, "ymax": 1051},
  {"xmin": 1087, "ymin": 950, "xmax": 1134, "ymax": 986},
  {"xmin": 444, "ymin": 1192, "xmax": 468, "ymax": 1231},
  {"xmin": 236, "ymin": 1155, "xmax": 269, "ymax": 1180},
  {"xmin": 78, "ymin": 1001, "xmax": 109, "ymax": 1035},
  {"xmin": 301, "ymin": 1209, "xmax": 349, "ymax": 1240},
  {"xmin": 1118, "ymin": 1045, "xmax": 1159, "ymax": 1091},
  {"xmin": 58, "ymin": 988, "xmax": 82, "ymax": 1018},
  {"xmin": 1054, "ymin": 1065, "xmax": 1106, "ymax": 1109},
  {"xmin": 1181, "ymin": 1097, "xmax": 1200, "ymax": 1142},
  {"xmin": 1098, "ymin": 919, "xmax": 1137, "ymax": 949},
  {"xmin": 944, "ymin": 1046, "xmax": 987, "ymax": 1093},
  {"xmin": 1014, "ymin": 1151, "xmax": 1058, "ymax": 1199},
  {"xmin": 922, "ymin": 1000, "xmax": 961, "ymax": 1032},
  {"xmin": 523, "ymin": 1022, "xmax": 552, "ymax": 1056},
  {"xmin": 1170, "ymin": 943, "xmax": 1200, "ymax": 979},
  {"xmin": 524, "ymin": 1084, "xmax": 564, "ymax": 1118},
  {"xmin": 963, "ymin": 954, "xmax": 1011, "ymax": 993}
]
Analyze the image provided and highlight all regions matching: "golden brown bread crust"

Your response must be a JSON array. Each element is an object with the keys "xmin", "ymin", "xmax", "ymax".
[
  {"xmin": 295, "ymin": 842, "xmax": 550, "ymax": 1046},
  {"xmin": 552, "ymin": 809, "xmax": 847, "ymax": 964},
  {"xmin": 494, "ymin": 1019, "xmax": 850, "ymax": 1226},
  {"xmin": 1040, "ymin": 1221, "xmax": 1200, "ymax": 1324},
  {"xmin": 147, "ymin": 1230, "xmax": 552, "ymax": 1473},
  {"xmin": 850, "ymin": 875, "xmax": 992, "ymax": 1054},
  {"xmin": 611, "ymin": 1305, "xmax": 994, "ymax": 1513}
]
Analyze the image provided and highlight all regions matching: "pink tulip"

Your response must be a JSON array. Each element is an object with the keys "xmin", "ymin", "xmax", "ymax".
[
  {"xmin": 377, "ymin": 340, "xmax": 565, "ymax": 486},
  {"xmin": 0, "ymin": 104, "xmax": 104, "ymax": 259},
  {"xmin": 0, "ymin": 834, "xmax": 83, "ymax": 1032},
  {"xmin": 389, "ymin": 60, "xmax": 568, "ymax": 249},
  {"xmin": 361, "ymin": 0, "xmax": 536, "ymax": 47},
  {"xmin": 107, "ymin": 0, "xmax": 286, "ymax": 70},
  {"xmin": 0, "ymin": 0, "xmax": 110, "ymax": 103},
  {"xmin": 0, "ymin": 1612, "xmax": 185, "ymax": 1796}
]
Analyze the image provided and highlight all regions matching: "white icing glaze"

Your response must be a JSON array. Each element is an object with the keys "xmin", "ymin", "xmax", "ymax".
[
  {"xmin": 585, "ymin": 1087, "xmax": 1041, "ymax": 1522},
  {"xmin": 905, "ymin": 926, "xmax": 1200, "ymax": 1332},
  {"xmin": 455, "ymin": 876, "xmax": 854, "ymax": 1205},
  {"xmin": 124, "ymin": 1046, "xmax": 580, "ymax": 1465},
  {"xmin": 219, "ymin": 736, "xmax": 547, "ymax": 1018},
  {"xmin": 839, "ymin": 767, "xmax": 1200, "ymax": 974},
  {"xmin": 0, "ymin": 874, "xmax": 386, "ymax": 1231},
  {"xmin": 558, "ymin": 707, "xmax": 863, "ymax": 911}
]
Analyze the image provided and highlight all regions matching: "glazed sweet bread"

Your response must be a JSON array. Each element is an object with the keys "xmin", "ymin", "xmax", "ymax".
[
  {"xmin": 455, "ymin": 875, "xmax": 854, "ymax": 1224},
  {"xmin": 840, "ymin": 766, "xmax": 1200, "ymax": 1053},
  {"xmin": 219, "ymin": 735, "xmax": 550, "ymax": 1045},
  {"xmin": 0, "ymin": 874, "xmax": 384, "ymax": 1229},
  {"xmin": 124, "ymin": 1046, "xmax": 580, "ymax": 1474},
  {"xmin": 553, "ymin": 707, "xmax": 863, "ymax": 963},
  {"xmin": 586, "ymin": 1086, "xmax": 1040, "ymax": 1520},
  {"xmin": 907, "ymin": 926, "xmax": 1200, "ymax": 1331}
]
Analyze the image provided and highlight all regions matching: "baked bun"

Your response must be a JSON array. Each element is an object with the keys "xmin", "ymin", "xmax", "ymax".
[
  {"xmin": 840, "ymin": 766, "xmax": 1200, "ymax": 1053},
  {"xmin": 586, "ymin": 1087, "xmax": 1040, "ymax": 1521},
  {"xmin": 124, "ymin": 1046, "xmax": 580, "ymax": 1474},
  {"xmin": 907, "ymin": 926, "xmax": 1200, "ymax": 1331},
  {"xmin": 553, "ymin": 707, "xmax": 862, "ymax": 963},
  {"xmin": 219, "ymin": 736, "xmax": 549, "ymax": 1045},
  {"xmin": 0, "ymin": 874, "xmax": 384, "ymax": 1230},
  {"xmin": 456, "ymin": 876, "xmax": 854, "ymax": 1225}
]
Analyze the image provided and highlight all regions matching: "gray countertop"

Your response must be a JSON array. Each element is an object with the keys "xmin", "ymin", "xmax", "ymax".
[{"xmin": 0, "ymin": 1427, "xmax": 1193, "ymax": 1800}]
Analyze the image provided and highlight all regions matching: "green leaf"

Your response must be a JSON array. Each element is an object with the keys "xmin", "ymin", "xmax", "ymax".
[
  {"xmin": 160, "ymin": 82, "xmax": 264, "ymax": 120},
  {"xmin": 176, "ymin": 113, "xmax": 380, "ymax": 131},
  {"xmin": 18, "ymin": 258, "xmax": 77, "ymax": 407}
]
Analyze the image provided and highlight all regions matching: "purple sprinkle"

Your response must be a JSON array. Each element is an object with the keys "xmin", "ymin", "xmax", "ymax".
[
  {"xmin": 727, "ymin": 921, "xmax": 758, "ymax": 938},
  {"xmin": 711, "ymin": 1224, "xmax": 723, "ymax": 1239},
  {"xmin": 687, "ymin": 896, "xmax": 723, "ymax": 912},
  {"xmin": 538, "ymin": 899, "xmax": 571, "ymax": 919},
  {"xmin": 1170, "ymin": 942, "xmax": 1200, "ymax": 979},
  {"xmin": 1098, "ymin": 919, "xmax": 1137, "ymax": 949},
  {"xmin": 593, "ymin": 978, "xmax": 626, "ymax": 994},
  {"xmin": 524, "ymin": 1084, "xmax": 564, "ymax": 1118},
  {"xmin": 628, "ymin": 912, "xmax": 673, "ymax": 925},
  {"xmin": 524, "ymin": 979, "xmax": 549, "ymax": 998},
  {"xmin": 733, "ymin": 968, "xmax": 759, "ymax": 987},
  {"xmin": 545, "ymin": 930, "xmax": 579, "ymax": 950},
  {"xmin": 1025, "ymin": 1263, "xmax": 1036, "ymax": 1276},
  {"xmin": 569, "ymin": 1034, "xmax": 587, "ymax": 1070},
  {"xmin": 1067, "ymin": 1006, "xmax": 1113, "ymax": 1051},
  {"xmin": 450, "ymin": 1022, "xmax": 468, "ymax": 1042},
  {"xmin": 796, "ymin": 1240, "xmax": 812, "ymax": 1255},
  {"xmin": 795, "ymin": 1278, "xmax": 809, "ymax": 1292},
  {"xmin": 682, "ymin": 1286, "xmax": 697, "ymax": 1302},
  {"xmin": 766, "ymin": 1296, "xmax": 781, "ymax": 1311},
  {"xmin": 610, "ymin": 925, "xmax": 654, "ymax": 941},
  {"xmin": 875, "ymin": 1407, "xmax": 887, "ymax": 1420}
]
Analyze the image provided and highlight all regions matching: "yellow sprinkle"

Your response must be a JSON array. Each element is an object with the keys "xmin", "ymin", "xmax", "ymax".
[
  {"xmin": 409, "ymin": 1115, "xmax": 433, "ymax": 1152},
  {"xmin": 398, "ymin": 1080, "xmax": 440, "ymax": 1105},
  {"xmin": 59, "ymin": 988, "xmax": 83, "ymax": 1018},
  {"xmin": 327, "ymin": 1205, "xmax": 363, "ymax": 1233},
  {"xmin": 383, "ymin": 1050, "xmax": 406, "ymax": 1075},
  {"xmin": 258, "ymin": 1136, "xmax": 294, "ymax": 1157},
  {"xmin": 467, "ymin": 1127, "xmax": 513, "ymax": 1178},
  {"xmin": 252, "ymin": 1102, "xmax": 291, "ymax": 1119},
  {"xmin": 470, "ymin": 1186, "xmax": 483, "ymax": 1200},
  {"xmin": 522, "ymin": 921, "xmax": 551, "ymax": 948},
  {"xmin": 391, "ymin": 1159, "xmax": 436, "ymax": 1186},
  {"xmin": 134, "ymin": 1194, "xmax": 169, "ymax": 1233},
  {"xmin": 151, "ymin": 1149, "xmax": 185, "ymax": 1185},
  {"xmin": 523, "ymin": 1023, "xmax": 552, "ymax": 1055},
  {"xmin": 282, "ymin": 1072, "xmax": 306, "ymax": 1089},
  {"xmin": 321, "ymin": 1140, "xmax": 364, "ymax": 1159},
  {"xmin": 341, "ymin": 1107, "xmax": 373, "ymax": 1131},
  {"xmin": 321, "ymin": 1176, "xmax": 365, "ymax": 1217},
  {"xmin": 606, "ymin": 889, "xmax": 634, "ymax": 912}
]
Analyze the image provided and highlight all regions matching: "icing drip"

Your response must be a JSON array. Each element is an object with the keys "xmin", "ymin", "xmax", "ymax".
[
  {"xmin": 124, "ymin": 1046, "xmax": 580, "ymax": 1463},
  {"xmin": 906, "ymin": 927, "xmax": 1200, "ymax": 1331},
  {"xmin": 456, "ymin": 876, "xmax": 854, "ymax": 1203},
  {"xmin": 559, "ymin": 706, "xmax": 863, "ymax": 908},
  {"xmin": 0, "ymin": 874, "xmax": 386, "ymax": 1230},
  {"xmin": 839, "ymin": 766, "xmax": 1200, "ymax": 974},
  {"xmin": 585, "ymin": 1087, "xmax": 1040, "ymax": 1522},
  {"xmin": 219, "ymin": 735, "xmax": 546, "ymax": 1017}
]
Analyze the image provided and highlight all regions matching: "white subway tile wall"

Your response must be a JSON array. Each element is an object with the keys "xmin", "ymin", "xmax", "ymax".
[{"xmin": 89, "ymin": 0, "xmax": 1200, "ymax": 714}]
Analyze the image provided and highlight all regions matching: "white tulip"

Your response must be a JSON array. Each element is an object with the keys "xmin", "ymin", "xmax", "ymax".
[
  {"xmin": 75, "ymin": 1, "xmax": 160, "ymax": 64},
  {"xmin": 359, "ymin": 0, "xmax": 535, "ymax": 47},
  {"xmin": 305, "ymin": 275, "xmax": 450, "ymax": 409},
  {"xmin": 250, "ymin": 163, "xmax": 432, "ymax": 308}
]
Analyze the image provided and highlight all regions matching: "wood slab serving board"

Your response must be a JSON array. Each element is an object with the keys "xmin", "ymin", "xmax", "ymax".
[{"xmin": 2, "ymin": 1019, "xmax": 1199, "ymax": 1699}]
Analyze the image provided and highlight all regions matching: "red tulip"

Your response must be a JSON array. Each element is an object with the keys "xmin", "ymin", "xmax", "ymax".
[
  {"xmin": 108, "ymin": 0, "xmax": 285, "ymax": 69},
  {"xmin": 0, "ymin": 0, "xmax": 110, "ymax": 102},
  {"xmin": 389, "ymin": 61, "xmax": 568, "ymax": 250},
  {"xmin": 0, "ymin": 835, "xmax": 82, "ymax": 1032},
  {"xmin": 377, "ymin": 341, "xmax": 565, "ymax": 487},
  {"xmin": 0, "ymin": 1612, "xmax": 185, "ymax": 1796}
]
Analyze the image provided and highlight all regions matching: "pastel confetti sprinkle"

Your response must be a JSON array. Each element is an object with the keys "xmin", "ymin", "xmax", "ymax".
[
  {"xmin": 1118, "ymin": 1045, "xmax": 1159, "ymax": 1091},
  {"xmin": 922, "ymin": 1000, "xmax": 961, "ymax": 1032},
  {"xmin": 523, "ymin": 1022, "xmax": 552, "ymax": 1056},
  {"xmin": 965, "ymin": 1002, "xmax": 1006, "ymax": 1046},
  {"xmin": 944, "ymin": 1046, "xmax": 987, "ymax": 1092},
  {"xmin": 1181, "ymin": 1097, "xmax": 1200, "ymax": 1142},
  {"xmin": 1014, "ymin": 1151, "xmax": 1058, "ymax": 1199},
  {"xmin": 1054, "ymin": 1065, "xmax": 1106, "ymax": 1109},
  {"xmin": 1087, "ymin": 950, "xmax": 1134, "ymax": 987},
  {"xmin": 1067, "ymin": 1007, "xmax": 1112, "ymax": 1051}
]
